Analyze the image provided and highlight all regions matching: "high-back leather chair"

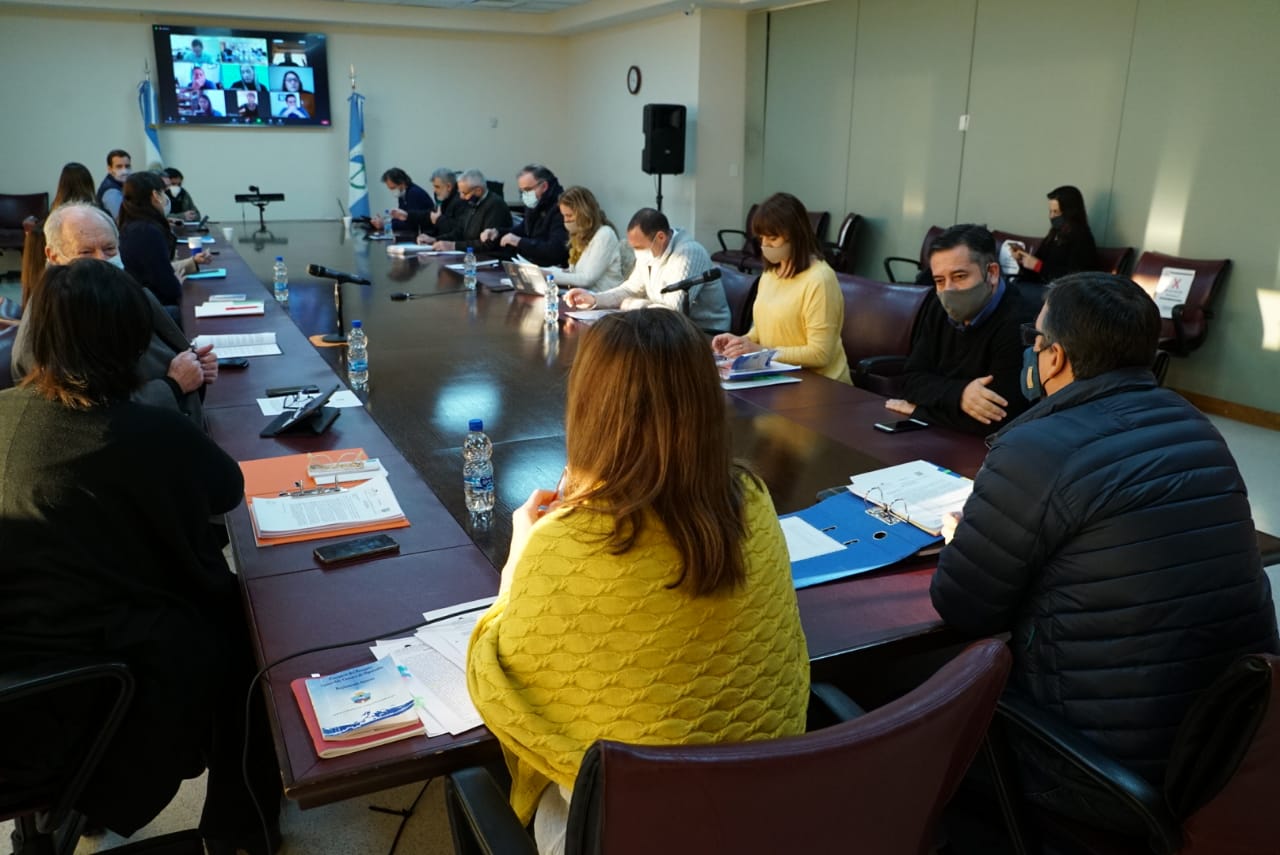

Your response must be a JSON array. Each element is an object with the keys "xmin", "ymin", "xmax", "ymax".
[
  {"xmin": 717, "ymin": 265, "xmax": 759, "ymax": 336},
  {"xmin": 991, "ymin": 230, "xmax": 1043, "ymax": 258},
  {"xmin": 0, "ymin": 658, "xmax": 204, "ymax": 855},
  {"xmin": 1095, "ymin": 245, "xmax": 1135, "ymax": 276},
  {"xmin": 825, "ymin": 212, "xmax": 864, "ymax": 274},
  {"xmin": 883, "ymin": 224, "xmax": 945, "ymax": 283},
  {"xmin": 836, "ymin": 274, "xmax": 932, "ymax": 397},
  {"xmin": 993, "ymin": 652, "xmax": 1280, "ymax": 855},
  {"xmin": 447, "ymin": 639, "xmax": 1011, "ymax": 855},
  {"xmin": 1129, "ymin": 251, "xmax": 1231, "ymax": 356},
  {"xmin": 0, "ymin": 193, "xmax": 49, "ymax": 254},
  {"xmin": 807, "ymin": 209, "xmax": 831, "ymax": 245},
  {"xmin": 712, "ymin": 203, "xmax": 761, "ymax": 272}
]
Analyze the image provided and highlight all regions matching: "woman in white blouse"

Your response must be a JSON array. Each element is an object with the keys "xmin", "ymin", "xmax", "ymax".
[{"xmin": 545, "ymin": 186, "xmax": 631, "ymax": 291}]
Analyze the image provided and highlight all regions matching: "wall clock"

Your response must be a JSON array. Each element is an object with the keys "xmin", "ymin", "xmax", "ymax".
[{"xmin": 627, "ymin": 65, "xmax": 642, "ymax": 95}]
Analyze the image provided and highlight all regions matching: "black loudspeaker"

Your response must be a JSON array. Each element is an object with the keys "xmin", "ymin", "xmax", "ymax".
[{"xmin": 642, "ymin": 104, "xmax": 686, "ymax": 175}]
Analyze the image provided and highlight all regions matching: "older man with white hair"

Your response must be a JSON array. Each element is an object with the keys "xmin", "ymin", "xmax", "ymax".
[
  {"xmin": 416, "ymin": 168, "xmax": 512, "ymax": 252},
  {"xmin": 11, "ymin": 203, "xmax": 215, "ymax": 427}
]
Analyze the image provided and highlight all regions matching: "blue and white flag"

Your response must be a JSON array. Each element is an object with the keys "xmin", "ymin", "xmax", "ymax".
[
  {"xmin": 347, "ymin": 91, "xmax": 370, "ymax": 218},
  {"xmin": 137, "ymin": 77, "xmax": 163, "ymax": 171}
]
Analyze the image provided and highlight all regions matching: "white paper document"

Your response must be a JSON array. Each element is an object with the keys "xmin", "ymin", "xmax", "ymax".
[
  {"xmin": 194, "ymin": 300, "xmax": 265, "ymax": 317},
  {"xmin": 847, "ymin": 460, "xmax": 972, "ymax": 536},
  {"xmin": 446, "ymin": 260, "xmax": 501, "ymax": 270},
  {"xmin": 249, "ymin": 477, "xmax": 405, "ymax": 537},
  {"xmin": 565, "ymin": 309, "xmax": 618, "ymax": 322},
  {"xmin": 255, "ymin": 389, "xmax": 364, "ymax": 415},
  {"xmin": 721, "ymin": 375, "xmax": 803, "ymax": 391},
  {"xmin": 1151, "ymin": 266, "xmax": 1197, "ymax": 319},
  {"xmin": 779, "ymin": 516, "xmax": 846, "ymax": 562},
  {"xmin": 193, "ymin": 332, "xmax": 281, "ymax": 358}
]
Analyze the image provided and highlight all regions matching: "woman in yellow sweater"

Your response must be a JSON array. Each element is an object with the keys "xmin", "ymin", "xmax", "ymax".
[
  {"xmin": 467, "ymin": 308, "xmax": 810, "ymax": 853},
  {"xmin": 712, "ymin": 192, "xmax": 851, "ymax": 383}
]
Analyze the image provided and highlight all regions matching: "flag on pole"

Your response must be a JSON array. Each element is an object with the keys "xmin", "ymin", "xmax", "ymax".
[
  {"xmin": 138, "ymin": 71, "xmax": 163, "ymax": 171},
  {"xmin": 347, "ymin": 91, "xmax": 370, "ymax": 218}
]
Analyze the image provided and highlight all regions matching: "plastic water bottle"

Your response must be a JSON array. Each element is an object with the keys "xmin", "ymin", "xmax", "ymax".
[
  {"xmin": 383, "ymin": 209, "xmax": 394, "ymax": 240},
  {"xmin": 464, "ymin": 247, "xmax": 477, "ymax": 290},
  {"xmin": 272, "ymin": 256, "xmax": 288, "ymax": 302},
  {"xmin": 544, "ymin": 273, "xmax": 558, "ymax": 326},
  {"xmin": 348, "ymin": 320, "xmax": 369, "ymax": 390},
  {"xmin": 463, "ymin": 419, "xmax": 495, "ymax": 517}
]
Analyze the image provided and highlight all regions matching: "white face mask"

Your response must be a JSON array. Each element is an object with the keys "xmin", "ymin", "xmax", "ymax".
[
  {"xmin": 564, "ymin": 219, "xmax": 580, "ymax": 235},
  {"xmin": 521, "ymin": 189, "xmax": 539, "ymax": 208},
  {"xmin": 167, "ymin": 186, "xmax": 181, "ymax": 198},
  {"xmin": 107, "ymin": 253, "xmax": 125, "ymax": 269},
  {"xmin": 760, "ymin": 242, "xmax": 791, "ymax": 265},
  {"xmin": 633, "ymin": 248, "xmax": 653, "ymax": 268},
  {"xmin": 161, "ymin": 195, "xmax": 172, "ymax": 216},
  {"xmin": 112, "ymin": 167, "xmax": 130, "ymax": 181}
]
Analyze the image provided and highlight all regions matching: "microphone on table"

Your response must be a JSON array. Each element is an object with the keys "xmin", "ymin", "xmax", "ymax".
[
  {"xmin": 390, "ymin": 292, "xmax": 426, "ymax": 301},
  {"xmin": 660, "ymin": 267, "xmax": 722, "ymax": 294},
  {"xmin": 307, "ymin": 263, "xmax": 371, "ymax": 285}
]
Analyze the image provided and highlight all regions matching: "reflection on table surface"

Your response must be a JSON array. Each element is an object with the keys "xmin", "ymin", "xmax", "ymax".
[{"xmin": 226, "ymin": 220, "xmax": 988, "ymax": 568}]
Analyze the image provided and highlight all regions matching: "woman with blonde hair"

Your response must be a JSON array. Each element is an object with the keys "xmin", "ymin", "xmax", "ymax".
[
  {"xmin": 468, "ymin": 308, "xmax": 809, "ymax": 854},
  {"xmin": 712, "ymin": 192, "xmax": 851, "ymax": 383},
  {"xmin": 544, "ymin": 185, "xmax": 629, "ymax": 291}
]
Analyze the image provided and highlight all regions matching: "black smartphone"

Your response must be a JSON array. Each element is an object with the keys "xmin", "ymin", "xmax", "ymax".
[
  {"xmin": 874, "ymin": 417, "xmax": 930, "ymax": 434},
  {"xmin": 266, "ymin": 384, "xmax": 320, "ymax": 397},
  {"xmin": 314, "ymin": 534, "xmax": 400, "ymax": 565},
  {"xmin": 217, "ymin": 357, "xmax": 250, "ymax": 369}
]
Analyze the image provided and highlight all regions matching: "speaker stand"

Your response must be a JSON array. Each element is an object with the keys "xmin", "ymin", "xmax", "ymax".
[{"xmin": 655, "ymin": 173, "xmax": 664, "ymax": 213}]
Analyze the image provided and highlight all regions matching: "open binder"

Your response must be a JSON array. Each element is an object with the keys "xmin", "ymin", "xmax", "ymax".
[{"xmin": 781, "ymin": 491, "xmax": 941, "ymax": 589}]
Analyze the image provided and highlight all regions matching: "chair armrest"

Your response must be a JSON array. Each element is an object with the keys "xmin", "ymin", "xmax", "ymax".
[
  {"xmin": 445, "ymin": 767, "xmax": 538, "ymax": 855},
  {"xmin": 809, "ymin": 682, "xmax": 866, "ymax": 726},
  {"xmin": 883, "ymin": 256, "xmax": 921, "ymax": 283},
  {"xmin": 856, "ymin": 355, "xmax": 908, "ymax": 378},
  {"xmin": 995, "ymin": 692, "xmax": 1181, "ymax": 853},
  {"xmin": 717, "ymin": 228, "xmax": 748, "ymax": 254}
]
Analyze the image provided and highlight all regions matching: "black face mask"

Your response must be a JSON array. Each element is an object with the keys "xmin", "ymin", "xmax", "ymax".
[{"xmin": 1050, "ymin": 215, "xmax": 1065, "ymax": 230}]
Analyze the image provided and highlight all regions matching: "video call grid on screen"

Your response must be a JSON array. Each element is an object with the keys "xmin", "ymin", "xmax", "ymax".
[{"xmin": 152, "ymin": 25, "xmax": 331, "ymax": 127}]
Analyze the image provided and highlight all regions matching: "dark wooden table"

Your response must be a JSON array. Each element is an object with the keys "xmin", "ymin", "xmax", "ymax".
[{"xmin": 190, "ymin": 221, "xmax": 990, "ymax": 808}]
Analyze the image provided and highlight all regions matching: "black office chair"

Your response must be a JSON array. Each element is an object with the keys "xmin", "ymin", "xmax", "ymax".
[{"xmin": 0, "ymin": 657, "xmax": 203, "ymax": 855}]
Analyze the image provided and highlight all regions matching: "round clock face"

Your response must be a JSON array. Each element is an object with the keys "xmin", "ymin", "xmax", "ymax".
[{"xmin": 627, "ymin": 65, "xmax": 642, "ymax": 95}]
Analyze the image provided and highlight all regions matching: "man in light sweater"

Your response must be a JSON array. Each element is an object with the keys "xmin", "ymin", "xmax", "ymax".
[{"xmin": 564, "ymin": 207, "xmax": 730, "ymax": 333}]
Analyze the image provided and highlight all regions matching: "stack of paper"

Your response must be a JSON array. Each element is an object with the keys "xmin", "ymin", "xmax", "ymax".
[
  {"xmin": 194, "ymin": 299, "xmax": 264, "ymax": 317},
  {"xmin": 847, "ymin": 459, "xmax": 973, "ymax": 536},
  {"xmin": 717, "ymin": 349, "xmax": 803, "ymax": 389},
  {"xmin": 192, "ymin": 332, "xmax": 281, "ymax": 358},
  {"xmin": 386, "ymin": 243, "xmax": 434, "ymax": 256},
  {"xmin": 368, "ymin": 597, "xmax": 495, "ymax": 737},
  {"xmin": 248, "ymin": 477, "xmax": 406, "ymax": 540}
]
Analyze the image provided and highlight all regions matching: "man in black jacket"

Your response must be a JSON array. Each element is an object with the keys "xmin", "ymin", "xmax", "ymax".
[
  {"xmin": 481, "ymin": 163, "xmax": 569, "ymax": 267},
  {"xmin": 422, "ymin": 168, "xmax": 512, "ymax": 253},
  {"xmin": 887, "ymin": 223, "xmax": 1034, "ymax": 435},
  {"xmin": 932, "ymin": 272, "xmax": 1278, "ymax": 831}
]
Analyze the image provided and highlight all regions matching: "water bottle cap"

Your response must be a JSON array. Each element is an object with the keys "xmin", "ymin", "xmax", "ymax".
[
  {"xmin": 468, "ymin": 418, "xmax": 483, "ymax": 431},
  {"xmin": 275, "ymin": 256, "xmax": 283, "ymax": 261},
  {"xmin": 467, "ymin": 247, "xmax": 474, "ymax": 253},
  {"xmin": 352, "ymin": 320, "xmax": 363, "ymax": 328}
]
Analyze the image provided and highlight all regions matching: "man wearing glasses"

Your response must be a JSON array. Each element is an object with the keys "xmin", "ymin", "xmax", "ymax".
[
  {"xmin": 418, "ymin": 168, "xmax": 512, "ymax": 253},
  {"xmin": 931, "ymin": 272, "xmax": 1277, "ymax": 835},
  {"xmin": 886, "ymin": 223, "xmax": 1034, "ymax": 434}
]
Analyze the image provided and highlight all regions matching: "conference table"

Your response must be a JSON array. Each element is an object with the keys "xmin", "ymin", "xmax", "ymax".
[{"xmin": 187, "ymin": 220, "xmax": 989, "ymax": 809}]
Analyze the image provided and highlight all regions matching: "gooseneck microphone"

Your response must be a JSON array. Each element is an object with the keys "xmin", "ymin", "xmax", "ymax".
[
  {"xmin": 307, "ymin": 264, "xmax": 371, "ymax": 286},
  {"xmin": 660, "ymin": 267, "xmax": 722, "ymax": 294}
]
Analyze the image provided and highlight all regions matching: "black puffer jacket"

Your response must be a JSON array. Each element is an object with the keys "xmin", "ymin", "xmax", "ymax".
[
  {"xmin": 931, "ymin": 367, "xmax": 1278, "ymax": 782},
  {"xmin": 509, "ymin": 177, "xmax": 568, "ymax": 267}
]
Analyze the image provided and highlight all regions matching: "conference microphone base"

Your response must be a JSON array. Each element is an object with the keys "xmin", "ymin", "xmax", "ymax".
[{"xmin": 321, "ymin": 333, "xmax": 348, "ymax": 344}]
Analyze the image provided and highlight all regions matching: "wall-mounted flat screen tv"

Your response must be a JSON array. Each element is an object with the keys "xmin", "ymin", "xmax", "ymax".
[{"xmin": 152, "ymin": 24, "xmax": 331, "ymax": 127}]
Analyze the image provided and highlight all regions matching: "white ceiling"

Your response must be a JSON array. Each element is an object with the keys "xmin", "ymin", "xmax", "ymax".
[{"xmin": 344, "ymin": 0, "xmax": 591, "ymax": 13}]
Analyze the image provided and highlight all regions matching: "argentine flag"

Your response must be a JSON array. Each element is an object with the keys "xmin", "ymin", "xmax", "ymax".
[
  {"xmin": 137, "ymin": 78, "xmax": 163, "ymax": 171},
  {"xmin": 348, "ymin": 92, "xmax": 370, "ymax": 218}
]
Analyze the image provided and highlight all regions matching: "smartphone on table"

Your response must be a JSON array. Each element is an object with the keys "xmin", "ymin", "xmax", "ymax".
[
  {"xmin": 873, "ymin": 417, "xmax": 930, "ymax": 434},
  {"xmin": 313, "ymin": 534, "xmax": 400, "ymax": 565}
]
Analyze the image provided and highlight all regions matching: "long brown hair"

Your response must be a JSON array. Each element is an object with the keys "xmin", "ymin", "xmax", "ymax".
[
  {"xmin": 23, "ymin": 260, "xmax": 151, "ymax": 408},
  {"xmin": 561, "ymin": 308, "xmax": 752, "ymax": 595},
  {"xmin": 559, "ymin": 185, "xmax": 613, "ymax": 267},
  {"xmin": 750, "ymin": 192, "xmax": 822, "ymax": 277},
  {"xmin": 52, "ymin": 162, "xmax": 98, "ymax": 210}
]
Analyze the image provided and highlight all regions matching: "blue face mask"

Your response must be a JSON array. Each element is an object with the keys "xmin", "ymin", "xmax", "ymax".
[{"xmin": 1020, "ymin": 346, "xmax": 1043, "ymax": 402}]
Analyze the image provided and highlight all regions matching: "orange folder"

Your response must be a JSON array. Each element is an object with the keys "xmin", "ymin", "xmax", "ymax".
[{"xmin": 240, "ymin": 448, "xmax": 411, "ymax": 547}]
